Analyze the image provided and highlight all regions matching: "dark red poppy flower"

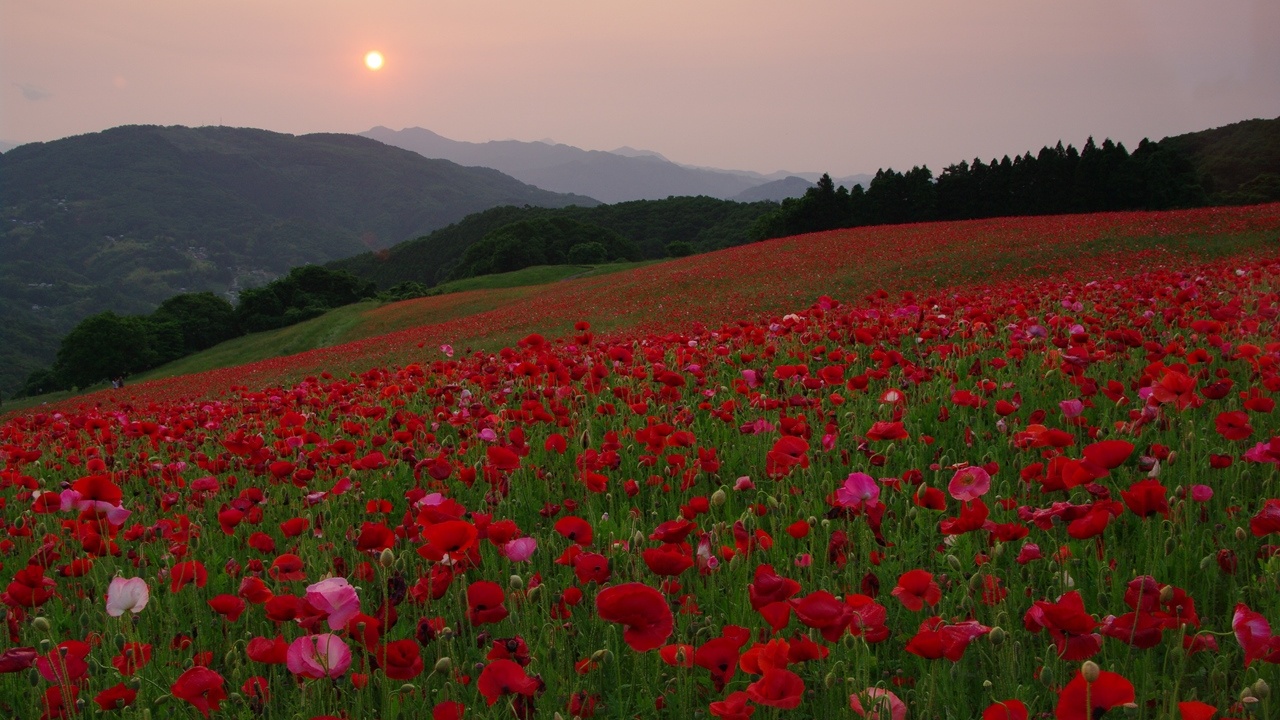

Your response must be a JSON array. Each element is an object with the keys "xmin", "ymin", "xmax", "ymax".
[
  {"xmin": 246, "ymin": 636, "xmax": 289, "ymax": 665},
  {"xmin": 1177, "ymin": 700, "xmax": 1217, "ymax": 720},
  {"xmin": 643, "ymin": 545, "xmax": 695, "ymax": 576},
  {"xmin": 477, "ymin": 658, "xmax": 539, "ymax": 705},
  {"xmin": 789, "ymin": 590, "xmax": 854, "ymax": 642},
  {"xmin": 268, "ymin": 554, "xmax": 305, "ymax": 582},
  {"xmin": 596, "ymin": 582, "xmax": 673, "ymax": 652},
  {"xmin": 709, "ymin": 691, "xmax": 755, "ymax": 720},
  {"xmin": 375, "ymin": 639, "xmax": 423, "ymax": 680},
  {"xmin": 5, "ymin": 564, "xmax": 56, "ymax": 607},
  {"xmin": 467, "ymin": 580, "xmax": 510, "ymax": 626},
  {"xmin": 555, "ymin": 516, "xmax": 595, "ymax": 545},
  {"xmin": 745, "ymin": 667, "xmax": 805, "ymax": 709},
  {"xmin": 208, "ymin": 594, "xmax": 247, "ymax": 622},
  {"xmin": 1215, "ymin": 410, "xmax": 1253, "ymax": 441},
  {"xmin": 983, "ymin": 699, "xmax": 1028, "ymax": 720},
  {"xmin": 694, "ymin": 637, "xmax": 740, "ymax": 690},
  {"xmin": 93, "ymin": 681, "xmax": 137, "ymax": 711},
  {"xmin": 1054, "ymin": 669, "xmax": 1134, "ymax": 720},
  {"xmin": 171, "ymin": 666, "xmax": 227, "ymax": 718}
]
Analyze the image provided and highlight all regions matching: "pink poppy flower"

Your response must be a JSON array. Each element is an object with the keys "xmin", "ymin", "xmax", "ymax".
[
  {"xmin": 948, "ymin": 466, "xmax": 991, "ymax": 501},
  {"xmin": 304, "ymin": 577, "xmax": 360, "ymax": 631},
  {"xmin": 286, "ymin": 634, "xmax": 352, "ymax": 679},
  {"xmin": 836, "ymin": 473, "xmax": 880, "ymax": 508},
  {"xmin": 105, "ymin": 577, "xmax": 150, "ymax": 617}
]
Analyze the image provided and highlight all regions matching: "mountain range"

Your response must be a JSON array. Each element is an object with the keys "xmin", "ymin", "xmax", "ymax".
[
  {"xmin": 0, "ymin": 124, "xmax": 594, "ymax": 396},
  {"xmin": 360, "ymin": 126, "xmax": 869, "ymax": 203}
]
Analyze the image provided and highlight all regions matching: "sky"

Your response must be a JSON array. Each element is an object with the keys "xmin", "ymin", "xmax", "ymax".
[{"xmin": 3, "ymin": 1, "xmax": 1278, "ymax": 176}]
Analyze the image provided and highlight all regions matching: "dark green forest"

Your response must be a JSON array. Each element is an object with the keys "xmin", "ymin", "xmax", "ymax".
[
  {"xmin": 17, "ymin": 266, "xmax": 375, "ymax": 397},
  {"xmin": 750, "ymin": 121, "xmax": 1279, "ymax": 240}
]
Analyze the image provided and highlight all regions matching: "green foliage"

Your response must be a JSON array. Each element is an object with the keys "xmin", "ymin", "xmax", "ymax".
[
  {"xmin": 450, "ymin": 217, "xmax": 639, "ymax": 280},
  {"xmin": 567, "ymin": 241, "xmax": 608, "ymax": 264},
  {"xmin": 664, "ymin": 240, "xmax": 694, "ymax": 257},
  {"xmin": 331, "ymin": 197, "xmax": 778, "ymax": 288},
  {"xmin": 377, "ymin": 281, "xmax": 436, "ymax": 302},
  {"xmin": 236, "ymin": 265, "xmax": 376, "ymax": 333},
  {"xmin": 152, "ymin": 291, "xmax": 239, "ymax": 355},
  {"xmin": 54, "ymin": 312, "xmax": 167, "ymax": 388}
]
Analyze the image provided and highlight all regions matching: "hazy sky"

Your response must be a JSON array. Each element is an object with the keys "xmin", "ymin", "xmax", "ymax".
[{"xmin": 3, "ymin": 1, "xmax": 1277, "ymax": 175}]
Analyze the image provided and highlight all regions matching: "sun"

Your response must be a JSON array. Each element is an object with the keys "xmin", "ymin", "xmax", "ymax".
[{"xmin": 364, "ymin": 51, "xmax": 384, "ymax": 71}]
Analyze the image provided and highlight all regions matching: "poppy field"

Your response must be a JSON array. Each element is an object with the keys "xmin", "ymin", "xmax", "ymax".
[{"xmin": 3, "ymin": 205, "xmax": 1280, "ymax": 719}]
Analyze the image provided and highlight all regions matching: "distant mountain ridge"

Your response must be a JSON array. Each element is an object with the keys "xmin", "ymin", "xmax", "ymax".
[
  {"xmin": 0, "ymin": 124, "xmax": 595, "ymax": 396},
  {"xmin": 361, "ymin": 126, "xmax": 852, "ymax": 203}
]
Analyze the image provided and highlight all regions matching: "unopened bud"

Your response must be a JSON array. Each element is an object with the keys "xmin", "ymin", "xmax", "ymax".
[
  {"xmin": 115, "ymin": 633, "xmax": 127, "ymax": 651},
  {"xmin": 1165, "ymin": 537, "xmax": 1176, "ymax": 556},
  {"xmin": 31, "ymin": 616, "xmax": 50, "ymax": 632},
  {"xmin": 398, "ymin": 684, "xmax": 416, "ymax": 694},
  {"xmin": 1081, "ymin": 660, "xmax": 1101, "ymax": 683},
  {"xmin": 1236, "ymin": 527, "xmax": 1248, "ymax": 542},
  {"xmin": 1159, "ymin": 585, "xmax": 1174, "ymax": 604},
  {"xmin": 945, "ymin": 554, "xmax": 962, "ymax": 572},
  {"xmin": 434, "ymin": 657, "xmax": 453, "ymax": 673},
  {"xmin": 509, "ymin": 575, "xmax": 524, "ymax": 590},
  {"xmin": 710, "ymin": 489, "xmax": 726, "ymax": 507},
  {"xmin": 379, "ymin": 548, "xmax": 395, "ymax": 567},
  {"xmin": 1199, "ymin": 555, "xmax": 1214, "ymax": 571},
  {"xmin": 591, "ymin": 649, "xmax": 612, "ymax": 663},
  {"xmin": 988, "ymin": 627, "xmax": 1006, "ymax": 645},
  {"xmin": 1253, "ymin": 678, "xmax": 1271, "ymax": 699}
]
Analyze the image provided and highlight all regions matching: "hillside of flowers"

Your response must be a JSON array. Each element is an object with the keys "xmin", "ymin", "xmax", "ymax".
[{"xmin": 3, "ymin": 206, "xmax": 1280, "ymax": 719}]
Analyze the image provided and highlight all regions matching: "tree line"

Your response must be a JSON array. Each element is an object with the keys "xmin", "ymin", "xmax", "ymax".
[
  {"xmin": 750, "ymin": 136, "xmax": 1209, "ymax": 240},
  {"xmin": 17, "ymin": 266, "xmax": 375, "ymax": 396}
]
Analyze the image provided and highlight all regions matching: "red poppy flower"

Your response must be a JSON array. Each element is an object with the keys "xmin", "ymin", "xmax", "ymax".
[
  {"xmin": 1082, "ymin": 440, "xmax": 1134, "ymax": 471},
  {"xmin": 5, "ymin": 564, "xmax": 56, "ymax": 607},
  {"xmin": 36, "ymin": 640, "xmax": 90, "ymax": 684},
  {"xmin": 555, "ymin": 516, "xmax": 595, "ymax": 545},
  {"xmin": 433, "ymin": 701, "xmax": 467, "ymax": 720},
  {"xmin": 268, "ymin": 554, "xmax": 305, "ymax": 582},
  {"xmin": 375, "ymin": 639, "xmax": 423, "ymax": 680},
  {"xmin": 1025, "ymin": 591, "xmax": 1102, "ymax": 660},
  {"xmin": 573, "ymin": 552, "xmax": 612, "ymax": 585},
  {"xmin": 1177, "ymin": 700, "xmax": 1217, "ymax": 720},
  {"xmin": 765, "ymin": 436, "xmax": 810, "ymax": 479},
  {"xmin": 467, "ymin": 580, "xmax": 510, "ymax": 626},
  {"xmin": 748, "ymin": 565, "xmax": 801, "ymax": 610},
  {"xmin": 891, "ymin": 569, "xmax": 941, "ymax": 611},
  {"xmin": 595, "ymin": 582, "xmax": 673, "ymax": 652},
  {"xmin": 643, "ymin": 545, "xmax": 695, "ymax": 576},
  {"xmin": 789, "ymin": 590, "xmax": 854, "ymax": 642},
  {"xmin": 419, "ymin": 521, "xmax": 478, "ymax": 562},
  {"xmin": 94, "ymin": 683, "xmax": 137, "ymax": 711},
  {"xmin": 694, "ymin": 637, "xmax": 740, "ymax": 690},
  {"xmin": 477, "ymin": 658, "xmax": 539, "ymax": 705},
  {"xmin": 745, "ymin": 667, "xmax": 805, "ymax": 709},
  {"xmin": 246, "ymin": 636, "xmax": 289, "ymax": 665},
  {"xmin": 1120, "ymin": 479, "xmax": 1169, "ymax": 518},
  {"xmin": 208, "ymin": 594, "xmax": 247, "ymax": 622},
  {"xmin": 1215, "ymin": 410, "xmax": 1253, "ymax": 441},
  {"xmin": 170, "ymin": 666, "xmax": 227, "ymax": 718},
  {"xmin": 710, "ymin": 691, "xmax": 756, "ymax": 720},
  {"xmin": 1054, "ymin": 670, "xmax": 1134, "ymax": 720},
  {"xmin": 983, "ymin": 699, "xmax": 1028, "ymax": 720}
]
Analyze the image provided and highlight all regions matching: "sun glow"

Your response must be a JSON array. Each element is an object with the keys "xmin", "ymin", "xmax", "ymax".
[{"xmin": 364, "ymin": 51, "xmax": 384, "ymax": 70}]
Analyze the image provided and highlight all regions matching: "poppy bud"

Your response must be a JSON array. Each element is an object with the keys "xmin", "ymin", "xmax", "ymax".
[
  {"xmin": 153, "ymin": 694, "xmax": 170, "ymax": 706},
  {"xmin": 398, "ymin": 684, "xmax": 416, "ymax": 694},
  {"xmin": 1239, "ymin": 688, "xmax": 1256, "ymax": 702},
  {"xmin": 807, "ymin": 516, "xmax": 817, "ymax": 526},
  {"xmin": 945, "ymin": 554, "xmax": 962, "ymax": 572},
  {"xmin": 1081, "ymin": 660, "xmax": 1101, "ymax": 683},
  {"xmin": 766, "ymin": 495, "xmax": 779, "ymax": 509},
  {"xmin": 1165, "ymin": 537, "xmax": 1176, "ymax": 556},
  {"xmin": 1236, "ymin": 527, "xmax": 1248, "ymax": 542},
  {"xmin": 1199, "ymin": 555, "xmax": 1213, "ymax": 571},
  {"xmin": 988, "ymin": 627, "xmax": 1006, "ymax": 645},
  {"xmin": 434, "ymin": 657, "xmax": 453, "ymax": 673},
  {"xmin": 32, "ymin": 616, "xmax": 50, "ymax": 632},
  {"xmin": 710, "ymin": 489, "xmax": 726, "ymax": 507},
  {"xmin": 224, "ymin": 650, "xmax": 238, "ymax": 666},
  {"xmin": 27, "ymin": 668, "xmax": 38, "ymax": 687},
  {"xmin": 983, "ymin": 680, "xmax": 992, "ymax": 688},
  {"xmin": 1254, "ymin": 679, "xmax": 1271, "ymax": 699},
  {"xmin": 39, "ymin": 639, "xmax": 51, "ymax": 652},
  {"xmin": 526, "ymin": 585, "xmax": 541, "ymax": 601},
  {"xmin": 1158, "ymin": 585, "xmax": 1174, "ymax": 604},
  {"xmin": 509, "ymin": 575, "xmax": 524, "ymax": 590},
  {"xmin": 115, "ymin": 633, "xmax": 127, "ymax": 651},
  {"xmin": 379, "ymin": 548, "xmax": 395, "ymax": 567},
  {"xmin": 228, "ymin": 692, "xmax": 244, "ymax": 705},
  {"xmin": 824, "ymin": 671, "xmax": 837, "ymax": 688}
]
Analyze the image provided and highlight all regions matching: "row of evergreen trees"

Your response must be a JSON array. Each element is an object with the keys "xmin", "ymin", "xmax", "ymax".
[
  {"xmin": 751, "ymin": 137, "xmax": 1207, "ymax": 240},
  {"xmin": 18, "ymin": 266, "xmax": 375, "ymax": 396}
]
